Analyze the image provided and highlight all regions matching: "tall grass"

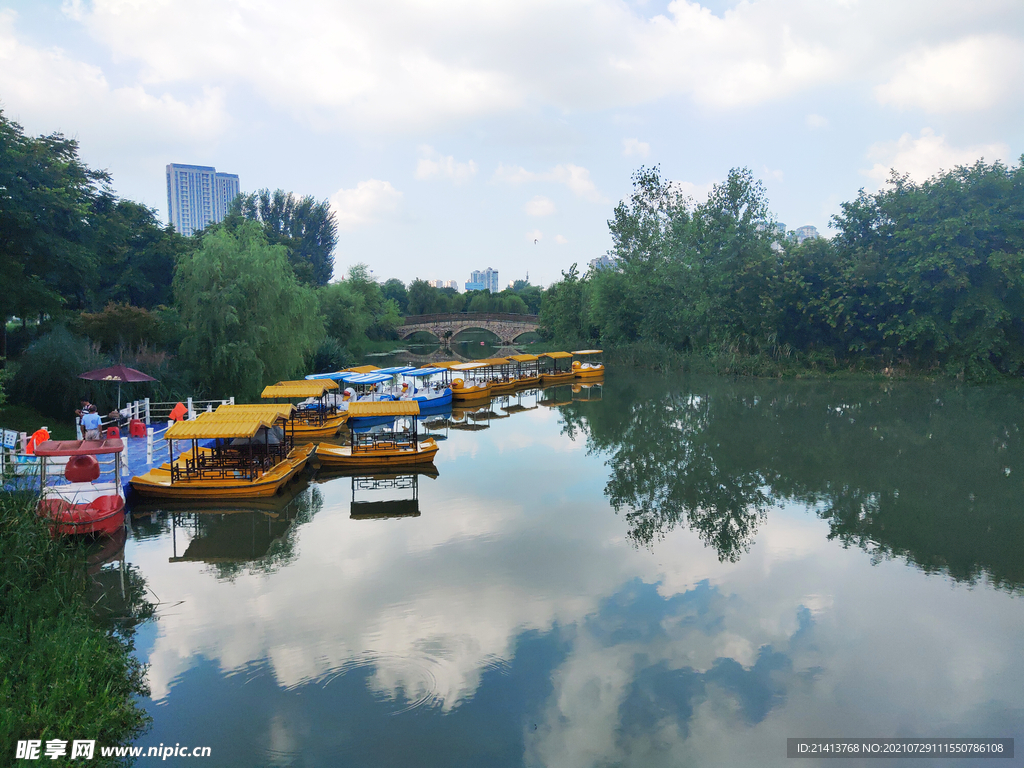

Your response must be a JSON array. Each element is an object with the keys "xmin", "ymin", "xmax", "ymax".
[{"xmin": 0, "ymin": 493, "xmax": 150, "ymax": 763}]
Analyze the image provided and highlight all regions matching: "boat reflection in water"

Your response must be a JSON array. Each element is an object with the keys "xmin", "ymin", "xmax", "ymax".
[
  {"xmin": 315, "ymin": 468, "xmax": 438, "ymax": 520},
  {"xmin": 131, "ymin": 481, "xmax": 322, "ymax": 574}
]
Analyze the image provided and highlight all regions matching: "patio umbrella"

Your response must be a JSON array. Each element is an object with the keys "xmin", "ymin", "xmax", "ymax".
[{"xmin": 78, "ymin": 364, "xmax": 157, "ymax": 409}]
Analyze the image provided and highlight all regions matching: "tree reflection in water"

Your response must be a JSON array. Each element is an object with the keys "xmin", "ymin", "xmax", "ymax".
[{"xmin": 560, "ymin": 372, "xmax": 1024, "ymax": 591}]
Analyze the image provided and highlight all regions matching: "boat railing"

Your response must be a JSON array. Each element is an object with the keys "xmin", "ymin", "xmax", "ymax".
[{"xmin": 352, "ymin": 431, "xmax": 416, "ymax": 453}]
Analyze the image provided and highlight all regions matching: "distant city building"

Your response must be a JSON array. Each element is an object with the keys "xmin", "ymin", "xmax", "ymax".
[
  {"xmin": 588, "ymin": 254, "xmax": 619, "ymax": 272},
  {"xmin": 426, "ymin": 279, "xmax": 443, "ymax": 289},
  {"xmin": 166, "ymin": 163, "xmax": 240, "ymax": 236},
  {"xmin": 793, "ymin": 225, "xmax": 820, "ymax": 244},
  {"xmin": 466, "ymin": 267, "xmax": 499, "ymax": 293},
  {"xmin": 444, "ymin": 280, "xmax": 460, "ymax": 291}
]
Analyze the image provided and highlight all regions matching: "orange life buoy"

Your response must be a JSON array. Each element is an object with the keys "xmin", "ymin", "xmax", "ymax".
[
  {"xmin": 168, "ymin": 402, "xmax": 187, "ymax": 421},
  {"xmin": 26, "ymin": 428, "xmax": 50, "ymax": 455}
]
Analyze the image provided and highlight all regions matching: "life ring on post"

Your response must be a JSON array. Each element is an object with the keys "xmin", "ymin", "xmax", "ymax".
[{"xmin": 26, "ymin": 428, "xmax": 50, "ymax": 455}]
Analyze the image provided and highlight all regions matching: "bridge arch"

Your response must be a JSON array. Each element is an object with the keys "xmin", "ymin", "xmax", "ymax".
[{"xmin": 398, "ymin": 313, "xmax": 541, "ymax": 346}]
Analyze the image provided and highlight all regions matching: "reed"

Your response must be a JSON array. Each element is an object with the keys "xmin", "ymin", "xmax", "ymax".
[{"xmin": 0, "ymin": 492, "xmax": 150, "ymax": 762}]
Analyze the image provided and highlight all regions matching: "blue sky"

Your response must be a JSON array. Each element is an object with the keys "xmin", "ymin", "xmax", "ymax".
[{"xmin": 1, "ymin": 0, "xmax": 1021, "ymax": 286}]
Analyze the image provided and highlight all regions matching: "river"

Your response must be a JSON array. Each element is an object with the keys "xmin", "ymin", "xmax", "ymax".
[{"xmin": 110, "ymin": 366, "xmax": 1024, "ymax": 766}]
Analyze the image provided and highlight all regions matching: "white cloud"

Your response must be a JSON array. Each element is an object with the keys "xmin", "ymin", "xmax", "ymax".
[
  {"xmin": 875, "ymin": 35, "xmax": 1024, "ymax": 113},
  {"xmin": 526, "ymin": 229, "xmax": 544, "ymax": 244},
  {"xmin": 495, "ymin": 163, "xmax": 607, "ymax": 203},
  {"xmin": 805, "ymin": 113, "xmax": 828, "ymax": 129},
  {"xmin": 622, "ymin": 138, "xmax": 650, "ymax": 157},
  {"xmin": 863, "ymin": 128, "xmax": 1010, "ymax": 185},
  {"xmin": 414, "ymin": 145, "xmax": 478, "ymax": 183},
  {"xmin": 555, "ymin": 234, "xmax": 568, "ymax": 245},
  {"xmin": 0, "ymin": 10, "xmax": 226, "ymax": 152},
  {"xmin": 524, "ymin": 196, "xmax": 557, "ymax": 217},
  {"xmin": 673, "ymin": 179, "xmax": 716, "ymax": 204},
  {"xmin": 58, "ymin": 0, "xmax": 932, "ymax": 130},
  {"xmin": 329, "ymin": 179, "xmax": 403, "ymax": 231}
]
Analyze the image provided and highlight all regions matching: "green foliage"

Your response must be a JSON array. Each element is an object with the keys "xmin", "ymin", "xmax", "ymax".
[
  {"xmin": 382, "ymin": 278, "xmax": 409, "ymax": 313},
  {"xmin": 319, "ymin": 280, "xmax": 369, "ymax": 349},
  {"xmin": 174, "ymin": 222, "xmax": 325, "ymax": 400},
  {"xmin": 11, "ymin": 327, "xmax": 107, "ymax": 417},
  {"xmin": 345, "ymin": 265, "xmax": 400, "ymax": 340},
  {"xmin": 406, "ymin": 279, "xmax": 532, "ymax": 315},
  {"xmin": 232, "ymin": 189, "xmax": 338, "ymax": 286},
  {"xmin": 89, "ymin": 196, "xmax": 188, "ymax": 309},
  {"xmin": 0, "ymin": 493, "xmax": 150, "ymax": 760},
  {"xmin": 544, "ymin": 159, "xmax": 1024, "ymax": 380},
  {"xmin": 76, "ymin": 303, "xmax": 161, "ymax": 351},
  {"xmin": 310, "ymin": 336, "xmax": 353, "ymax": 374}
]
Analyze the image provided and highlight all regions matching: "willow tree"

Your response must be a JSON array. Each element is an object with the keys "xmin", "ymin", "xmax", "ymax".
[{"xmin": 174, "ymin": 222, "xmax": 324, "ymax": 400}]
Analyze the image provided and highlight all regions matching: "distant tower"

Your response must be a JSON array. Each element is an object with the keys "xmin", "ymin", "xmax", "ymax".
[{"xmin": 166, "ymin": 163, "xmax": 240, "ymax": 236}]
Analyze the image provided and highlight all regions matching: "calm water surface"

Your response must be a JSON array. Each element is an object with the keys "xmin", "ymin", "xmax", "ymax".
[{"xmin": 112, "ymin": 370, "xmax": 1024, "ymax": 767}]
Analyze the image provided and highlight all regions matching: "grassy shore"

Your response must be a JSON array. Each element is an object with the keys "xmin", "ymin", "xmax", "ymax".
[
  {"xmin": 0, "ymin": 492, "xmax": 150, "ymax": 765},
  {"xmin": 0, "ymin": 404, "xmax": 77, "ymax": 440}
]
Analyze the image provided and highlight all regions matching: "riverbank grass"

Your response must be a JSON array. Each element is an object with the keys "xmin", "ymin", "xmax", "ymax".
[{"xmin": 0, "ymin": 492, "xmax": 149, "ymax": 763}]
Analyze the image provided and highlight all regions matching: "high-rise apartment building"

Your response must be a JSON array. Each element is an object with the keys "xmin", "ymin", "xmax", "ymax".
[
  {"xmin": 166, "ymin": 163, "xmax": 240, "ymax": 236},
  {"xmin": 465, "ymin": 267, "xmax": 499, "ymax": 293}
]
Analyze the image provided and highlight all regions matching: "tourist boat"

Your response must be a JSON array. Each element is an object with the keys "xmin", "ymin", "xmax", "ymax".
[
  {"xmin": 260, "ymin": 379, "xmax": 347, "ymax": 438},
  {"xmin": 314, "ymin": 401, "xmax": 439, "ymax": 470},
  {"xmin": 508, "ymin": 354, "xmax": 541, "ymax": 389},
  {"xmin": 34, "ymin": 437, "xmax": 126, "ymax": 536},
  {"xmin": 446, "ymin": 361, "xmax": 493, "ymax": 402},
  {"xmin": 571, "ymin": 349, "xmax": 605, "ymax": 379},
  {"xmin": 398, "ymin": 367, "xmax": 453, "ymax": 411},
  {"xmin": 539, "ymin": 351, "xmax": 575, "ymax": 384},
  {"xmin": 476, "ymin": 358, "xmax": 518, "ymax": 394},
  {"xmin": 130, "ymin": 406, "xmax": 313, "ymax": 499}
]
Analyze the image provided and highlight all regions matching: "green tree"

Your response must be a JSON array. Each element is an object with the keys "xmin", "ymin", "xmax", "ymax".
[
  {"xmin": 0, "ymin": 111, "xmax": 108, "ymax": 359},
  {"xmin": 345, "ymin": 264, "xmax": 400, "ymax": 339},
  {"xmin": 382, "ymin": 278, "xmax": 409, "ymax": 314},
  {"xmin": 174, "ymin": 222, "xmax": 324, "ymax": 400},
  {"xmin": 232, "ymin": 189, "xmax": 338, "ymax": 286}
]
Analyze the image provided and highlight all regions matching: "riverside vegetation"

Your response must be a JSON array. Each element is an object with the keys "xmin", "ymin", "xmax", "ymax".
[
  {"xmin": 541, "ymin": 161, "xmax": 1024, "ymax": 381},
  {"xmin": 0, "ymin": 493, "xmax": 151, "ymax": 765}
]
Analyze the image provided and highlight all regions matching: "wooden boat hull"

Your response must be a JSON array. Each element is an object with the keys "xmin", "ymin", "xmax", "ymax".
[
  {"xmin": 574, "ymin": 366, "xmax": 605, "ymax": 379},
  {"xmin": 291, "ymin": 412, "xmax": 347, "ymax": 439},
  {"xmin": 130, "ymin": 444, "xmax": 314, "ymax": 499},
  {"xmin": 315, "ymin": 439, "xmax": 439, "ymax": 469},
  {"xmin": 451, "ymin": 383, "xmax": 492, "ymax": 402},
  {"xmin": 513, "ymin": 373, "xmax": 540, "ymax": 389},
  {"xmin": 540, "ymin": 371, "xmax": 575, "ymax": 385}
]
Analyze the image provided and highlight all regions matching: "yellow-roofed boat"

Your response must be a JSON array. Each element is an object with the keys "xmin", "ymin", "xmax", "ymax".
[
  {"xmin": 477, "ymin": 357, "xmax": 518, "ymax": 394},
  {"xmin": 571, "ymin": 349, "xmax": 605, "ymax": 379},
  {"xmin": 508, "ymin": 353, "xmax": 541, "ymax": 389},
  {"xmin": 446, "ymin": 361, "xmax": 493, "ymax": 402},
  {"xmin": 539, "ymin": 351, "xmax": 575, "ymax": 384},
  {"xmin": 260, "ymin": 379, "xmax": 348, "ymax": 438},
  {"xmin": 130, "ymin": 406, "xmax": 313, "ymax": 499},
  {"xmin": 314, "ymin": 401, "xmax": 439, "ymax": 470}
]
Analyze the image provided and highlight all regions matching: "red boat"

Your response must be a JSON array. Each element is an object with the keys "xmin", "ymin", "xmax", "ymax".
[{"xmin": 34, "ymin": 438, "xmax": 126, "ymax": 536}]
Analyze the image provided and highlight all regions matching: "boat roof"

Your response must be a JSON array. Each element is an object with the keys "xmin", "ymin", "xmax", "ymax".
[
  {"xmin": 540, "ymin": 351, "xmax": 573, "ymax": 359},
  {"xmin": 34, "ymin": 438, "xmax": 125, "ymax": 456},
  {"xmin": 375, "ymin": 365, "xmax": 417, "ymax": 375},
  {"xmin": 341, "ymin": 372, "xmax": 393, "ymax": 384},
  {"xmin": 449, "ymin": 362, "xmax": 487, "ymax": 371},
  {"xmin": 406, "ymin": 367, "xmax": 444, "ymax": 377},
  {"xmin": 214, "ymin": 403, "xmax": 295, "ymax": 420},
  {"xmin": 166, "ymin": 413, "xmax": 277, "ymax": 440},
  {"xmin": 571, "ymin": 349, "xmax": 603, "ymax": 355},
  {"xmin": 261, "ymin": 380, "xmax": 339, "ymax": 398},
  {"xmin": 477, "ymin": 357, "xmax": 511, "ymax": 366},
  {"xmin": 540, "ymin": 399, "xmax": 573, "ymax": 407},
  {"xmin": 348, "ymin": 400, "xmax": 421, "ymax": 417},
  {"xmin": 430, "ymin": 361, "xmax": 463, "ymax": 369},
  {"xmin": 508, "ymin": 354, "xmax": 539, "ymax": 362},
  {"xmin": 345, "ymin": 365, "xmax": 381, "ymax": 373}
]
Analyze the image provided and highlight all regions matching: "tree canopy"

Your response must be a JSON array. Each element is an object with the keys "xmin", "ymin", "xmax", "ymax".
[
  {"xmin": 174, "ymin": 222, "xmax": 324, "ymax": 399},
  {"xmin": 231, "ymin": 189, "xmax": 338, "ymax": 286}
]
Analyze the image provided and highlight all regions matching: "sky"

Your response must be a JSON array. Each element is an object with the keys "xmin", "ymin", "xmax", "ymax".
[{"xmin": 0, "ymin": 0, "xmax": 1022, "ymax": 287}]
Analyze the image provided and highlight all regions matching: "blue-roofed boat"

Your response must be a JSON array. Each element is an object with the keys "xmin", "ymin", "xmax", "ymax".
[{"xmin": 398, "ymin": 368, "xmax": 453, "ymax": 413}]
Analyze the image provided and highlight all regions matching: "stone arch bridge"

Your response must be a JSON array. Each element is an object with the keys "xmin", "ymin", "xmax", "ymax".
[{"xmin": 399, "ymin": 313, "xmax": 541, "ymax": 345}]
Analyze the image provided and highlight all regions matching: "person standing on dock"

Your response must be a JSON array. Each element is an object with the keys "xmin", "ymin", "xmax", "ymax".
[{"xmin": 82, "ymin": 405, "xmax": 102, "ymax": 441}]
